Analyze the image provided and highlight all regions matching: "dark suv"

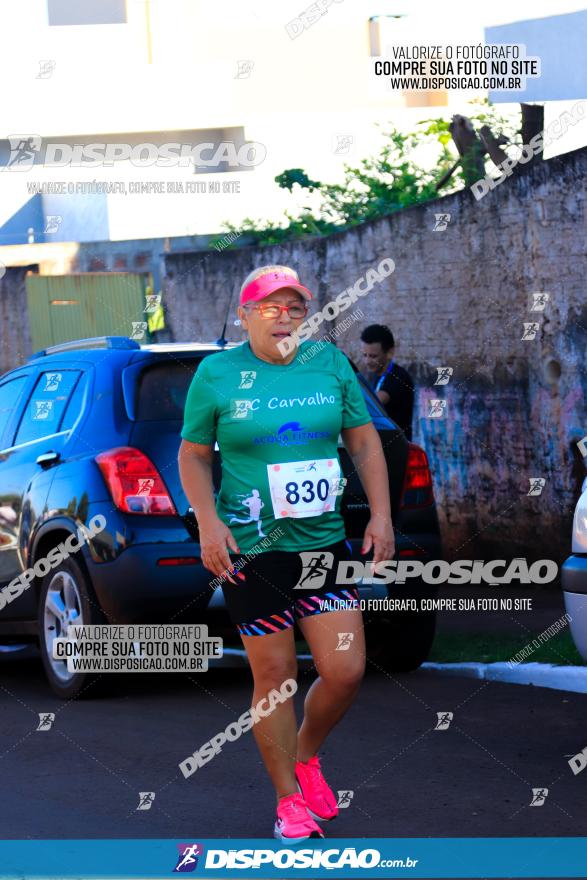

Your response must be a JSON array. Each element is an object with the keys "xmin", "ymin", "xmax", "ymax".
[{"xmin": 0, "ymin": 336, "xmax": 442, "ymax": 697}]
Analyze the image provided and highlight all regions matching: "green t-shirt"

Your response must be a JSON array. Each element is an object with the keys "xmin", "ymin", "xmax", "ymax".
[{"xmin": 181, "ymin": 340, "xmax": 371, "ymax": 552}]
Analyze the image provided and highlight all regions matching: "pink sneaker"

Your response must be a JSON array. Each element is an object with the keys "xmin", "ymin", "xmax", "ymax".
[
  {"xmin": 274, "ymin": 792, "xmax": 325, "ymax": 842},
  {"xmin": 295, "ymin": 756, "xmax": 338, "ymax": 821}
]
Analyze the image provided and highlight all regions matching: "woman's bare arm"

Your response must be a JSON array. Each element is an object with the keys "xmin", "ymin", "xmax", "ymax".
[
  {"xmin": 341, "ymin": 422, "xmax": 395, "ymax": 564},
  {"xmin": 178, "ymin": 439, "xmax": 240, "ymax": 582}
]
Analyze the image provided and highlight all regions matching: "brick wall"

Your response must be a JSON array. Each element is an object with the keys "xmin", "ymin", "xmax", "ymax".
[{"xmin": 0, "ymin": 266, "xmax": 35, "ymax": 370}]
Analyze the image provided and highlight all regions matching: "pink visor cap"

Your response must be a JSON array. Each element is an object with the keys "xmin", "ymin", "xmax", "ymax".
[{"xmin": 239, "ymin": 270, "xmax": 314, "ymax": 306}]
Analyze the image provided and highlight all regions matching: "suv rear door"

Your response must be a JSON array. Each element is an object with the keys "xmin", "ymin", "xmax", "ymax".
[{"xmin": 0, "ymin": 367, "xmax": 84, "ymax": 608}]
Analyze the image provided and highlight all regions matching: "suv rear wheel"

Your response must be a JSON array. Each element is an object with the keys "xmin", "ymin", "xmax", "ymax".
[
  {"xmin": 367, "ymin": 610, "xmax": 437, "ymax": 673},
  {"xmin": 38, "ymin": 555, "xmax": 108, "ymax": 699}
]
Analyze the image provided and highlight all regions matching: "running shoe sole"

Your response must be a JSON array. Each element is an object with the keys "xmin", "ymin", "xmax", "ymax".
[{"xmin": 273, "ymin": 822, "xmax": 324, "ymax": 842}]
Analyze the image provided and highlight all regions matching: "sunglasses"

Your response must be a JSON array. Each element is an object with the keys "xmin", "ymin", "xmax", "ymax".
[{"xmin": 243, "ymin": 303, "xmax": 308, "ymax": 319}]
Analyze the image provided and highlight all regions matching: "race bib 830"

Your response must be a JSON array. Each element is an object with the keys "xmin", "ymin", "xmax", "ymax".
[{"xmin": 267, "ymin": 458, "xmax": 342, "ymax": 519}]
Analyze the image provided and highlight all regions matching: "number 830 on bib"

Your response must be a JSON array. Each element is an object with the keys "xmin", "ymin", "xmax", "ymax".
[{"xmin": 267, "ymin": 458, "xmax": 346, "ymax": 519}]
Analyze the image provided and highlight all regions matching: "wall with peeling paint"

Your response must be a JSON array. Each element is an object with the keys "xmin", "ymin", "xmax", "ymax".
[{"xmin": 163, "ymin": 147, "xmax": 587, "ymax": 563}]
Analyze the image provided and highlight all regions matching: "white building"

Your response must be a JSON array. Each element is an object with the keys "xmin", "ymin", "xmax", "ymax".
[{"xmin": 0, "ymin": 0, "xmax": 584, "ymax": 244}]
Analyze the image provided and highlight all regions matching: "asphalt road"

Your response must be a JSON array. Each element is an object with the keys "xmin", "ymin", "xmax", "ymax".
[{"xmin": 1, "ymin": 648, "xmax": 586, "ymax": 846}]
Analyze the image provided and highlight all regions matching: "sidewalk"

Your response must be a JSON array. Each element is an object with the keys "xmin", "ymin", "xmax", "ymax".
[{"xmin": 423, "ymin": 583, "xmax": 587, "ymax": 693}]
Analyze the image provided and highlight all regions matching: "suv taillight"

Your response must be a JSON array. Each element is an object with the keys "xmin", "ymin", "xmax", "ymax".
[
  {"xmin": 399, "ymin": 443, "xmax": 434, "ymax": 509},
  {"xmin": 95, "ymin": 447, "xmax": 177, "ymax": 515}
]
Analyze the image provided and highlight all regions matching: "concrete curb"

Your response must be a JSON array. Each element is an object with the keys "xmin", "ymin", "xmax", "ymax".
[{"xmin": 422, "ymin": 661, "xmax": 587, "ymax": 694}]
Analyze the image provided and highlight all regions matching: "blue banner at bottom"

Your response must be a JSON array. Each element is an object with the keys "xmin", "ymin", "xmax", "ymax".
[{"xmin": 0, "ymin": 837, "xmax": 585, "ymax": 879}]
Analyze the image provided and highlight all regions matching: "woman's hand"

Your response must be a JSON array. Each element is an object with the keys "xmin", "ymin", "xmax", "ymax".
[
  {"xmin": 361, "ymin": 514, "xmax": 395, "ymax": 566},
  {"xmin": 197, "ymin": 515, "xmax": 243, "ymax": 584}
]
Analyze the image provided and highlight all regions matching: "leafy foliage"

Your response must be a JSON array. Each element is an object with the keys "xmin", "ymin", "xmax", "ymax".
[{"xmin": 209, "ymin": 99, "xmax": 520, "ymax": 248}]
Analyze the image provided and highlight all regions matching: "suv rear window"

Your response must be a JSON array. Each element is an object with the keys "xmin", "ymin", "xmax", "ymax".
[
  {"xmin": 134, "ymin": 354, "xmax": 399, "ymax": 429},
  {"xmin": 135, "ymin": 359, "xmax": 202, "ymax": 421}
]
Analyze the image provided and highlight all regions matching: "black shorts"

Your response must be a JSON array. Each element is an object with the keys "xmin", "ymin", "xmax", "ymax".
[{"xmin": 219, "ymin": 539, "xmax": 360, "ymax": 636}]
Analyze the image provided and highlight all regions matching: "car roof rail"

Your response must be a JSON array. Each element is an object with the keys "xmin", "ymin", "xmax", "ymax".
[
  {"xmin": 137, "ymin": 341, "xmax": 240, "ymax": 352},
  {"xmin": 28, "ymin": 336, "xmax": 141, "ymax": 360}
]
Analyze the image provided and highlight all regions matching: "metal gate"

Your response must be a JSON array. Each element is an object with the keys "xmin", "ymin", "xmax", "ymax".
[{"xmin": 25, "ymin": 273, "xmax": 152, "ymax": 351}]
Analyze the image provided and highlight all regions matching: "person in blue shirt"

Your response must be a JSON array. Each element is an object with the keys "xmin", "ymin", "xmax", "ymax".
[{"xmin": 359, "ymin": 324, "xmax": 414, "ymax": 441}]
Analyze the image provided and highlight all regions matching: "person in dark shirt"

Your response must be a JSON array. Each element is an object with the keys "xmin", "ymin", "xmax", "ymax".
[{"xmin": 359, "ymin": 324, "xmax": 414, "ymax": 440}]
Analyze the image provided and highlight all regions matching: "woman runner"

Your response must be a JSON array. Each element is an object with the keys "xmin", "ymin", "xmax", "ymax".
[{"xmin": 178, "ymin": 265, "xmax": 394, "ymax": 841}]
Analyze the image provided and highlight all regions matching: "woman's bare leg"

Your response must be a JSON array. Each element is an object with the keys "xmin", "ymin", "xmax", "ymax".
[
  {"xmin": 296, "ymin": 609, "xmax": 366, "ymax": 762},
  {"xmin": 240, "ymin": 627, "xmax": 299, "ymax": 802}
]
